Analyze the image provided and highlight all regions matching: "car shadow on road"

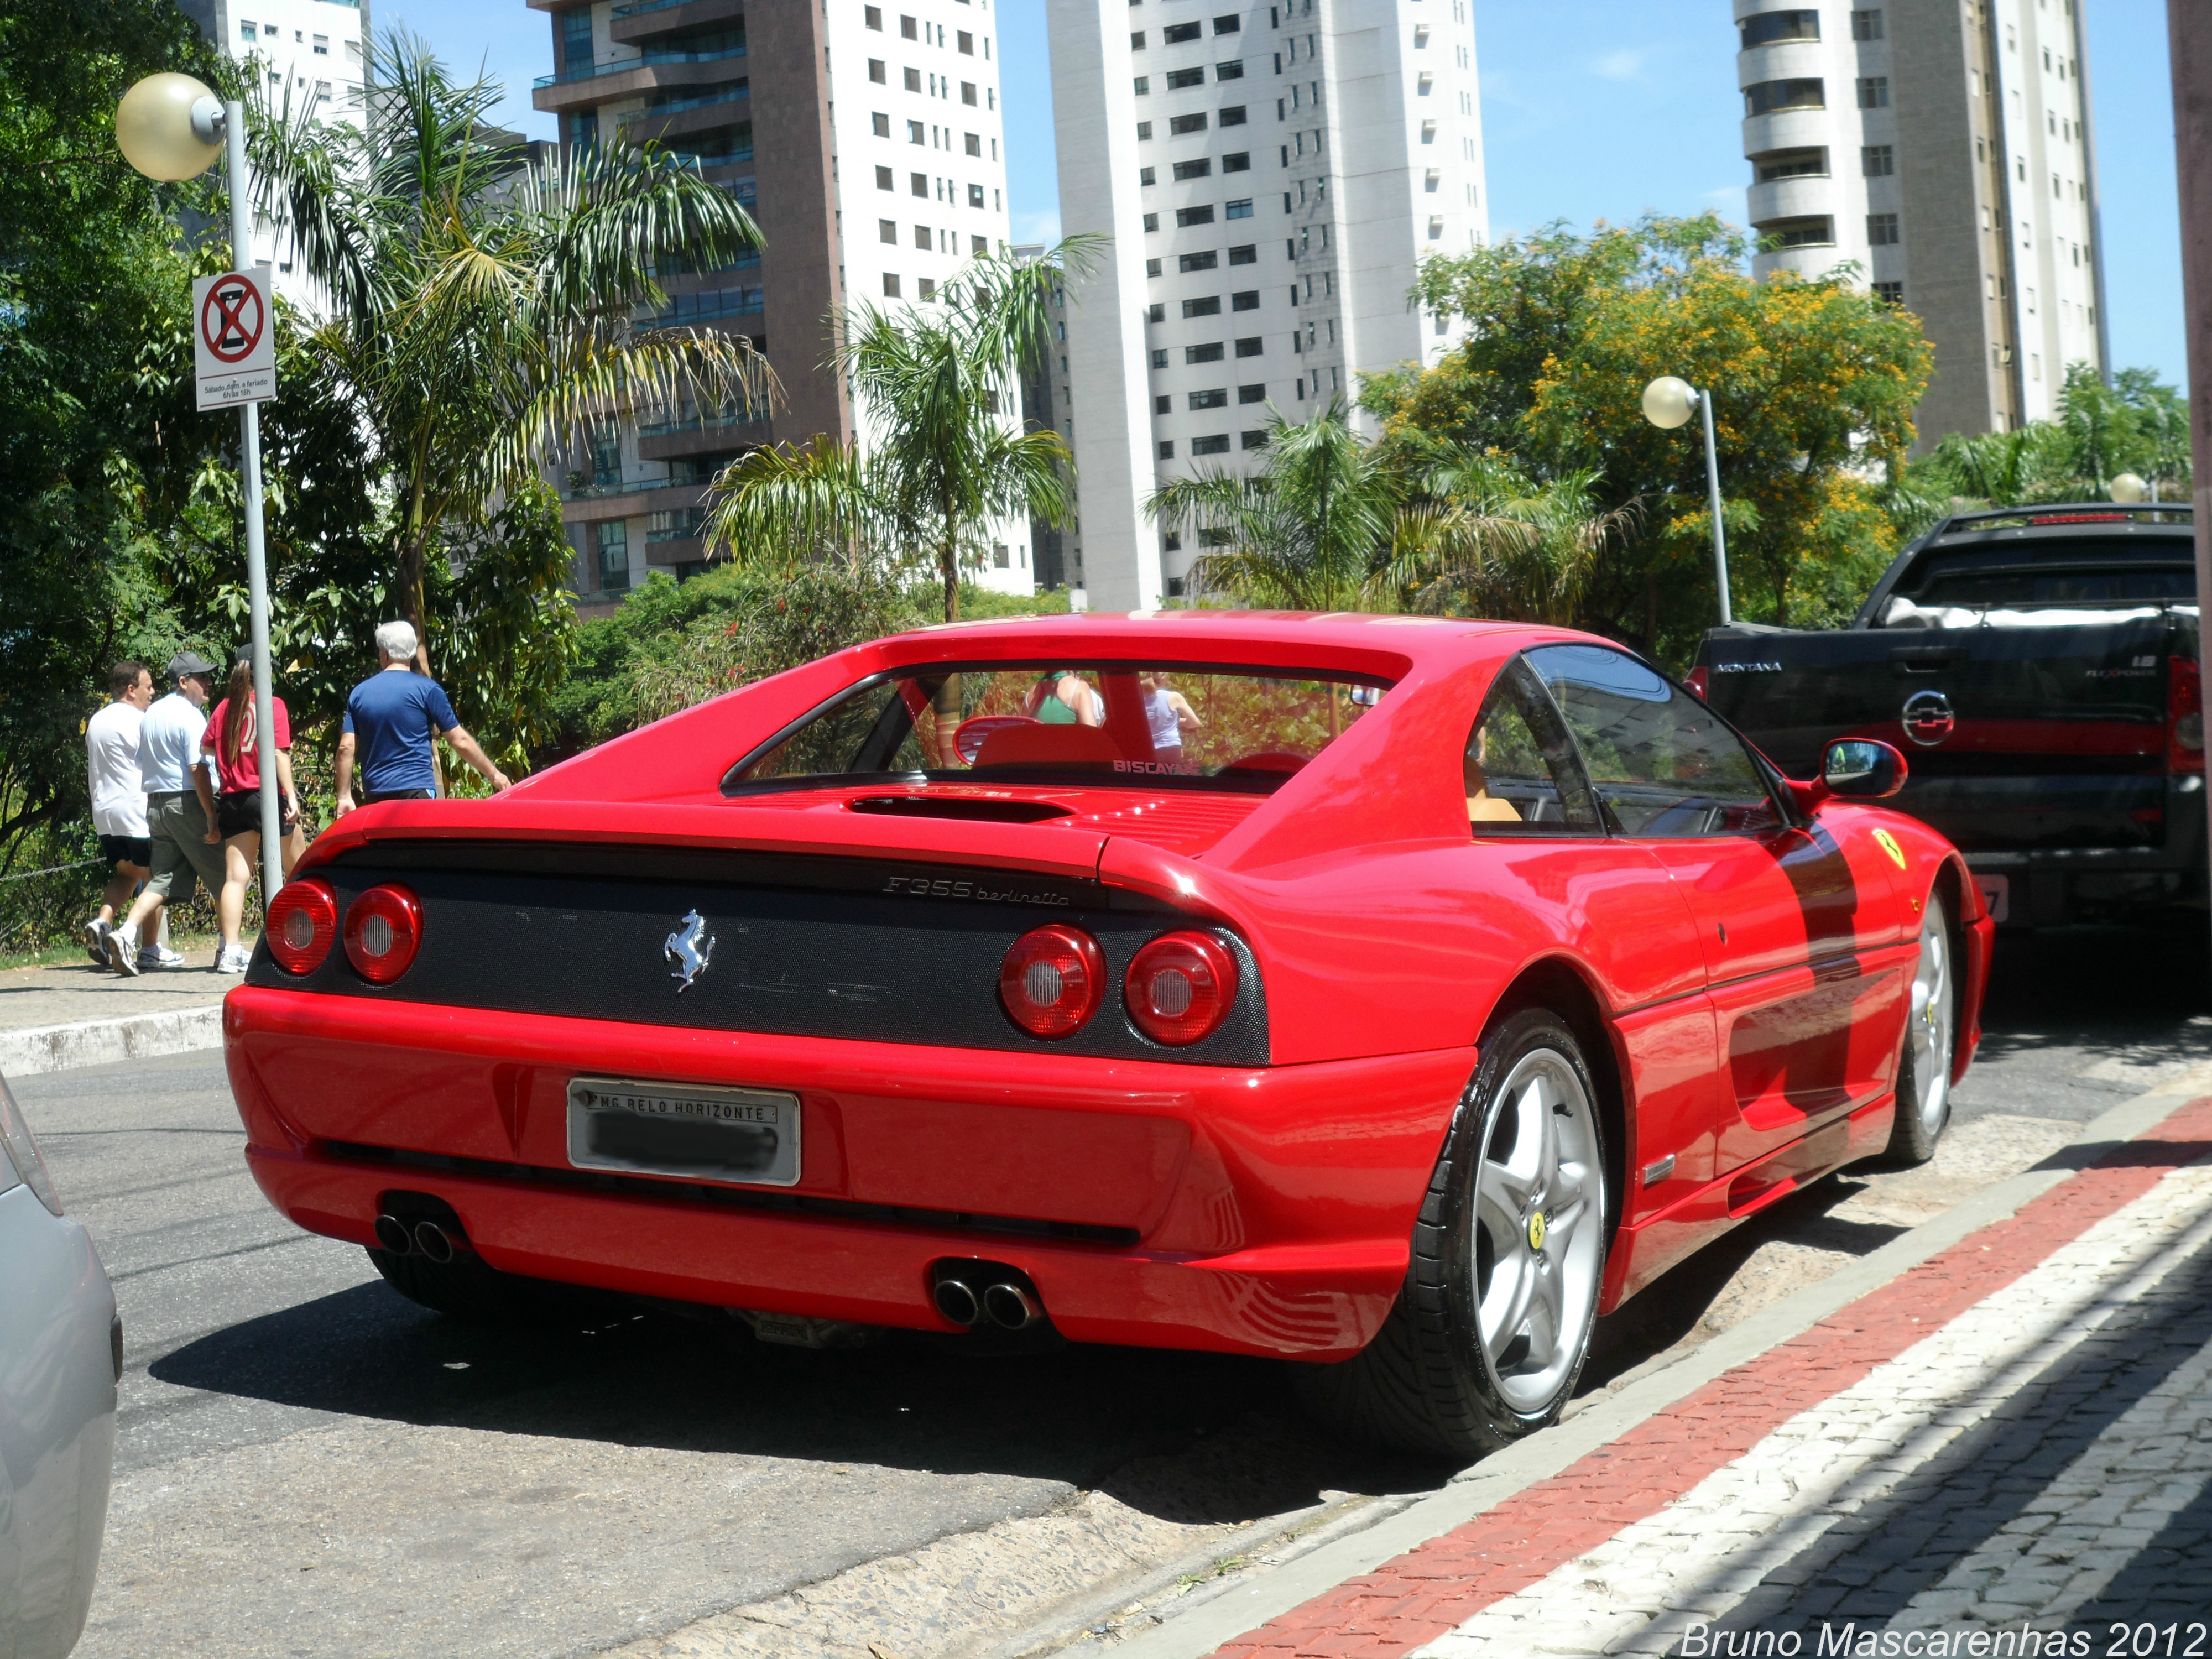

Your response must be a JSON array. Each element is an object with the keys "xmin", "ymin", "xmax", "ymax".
[{"xmin": 148, "ymin": 1280, "xmax": 1453, "ymax": 1522}]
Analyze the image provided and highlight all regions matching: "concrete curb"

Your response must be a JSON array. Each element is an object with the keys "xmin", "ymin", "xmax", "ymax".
[
  {"xmin": 1102, "ymin": 1074, "xmax": 2212, "ymax": 1659},
  {"xmin": 0, "ymin": 1002, "xmax": 226, "ymax": 1080}
]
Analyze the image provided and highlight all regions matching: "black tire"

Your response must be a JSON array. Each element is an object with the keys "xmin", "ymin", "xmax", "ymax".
[
  {"xmin": 1884, "ymin": 891, "xmax": 1957, "ymax": 1166},
  {"xmin": 1295, "ymin": 1007, "xmax": 1610, "ymax": 1459},
  {"xmin": 367, "ymin": 1246, "xmax": 614, "ymax": 1324}
]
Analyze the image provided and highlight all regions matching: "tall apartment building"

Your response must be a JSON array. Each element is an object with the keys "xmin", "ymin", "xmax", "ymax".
[
  {"xmin": 181, "ymin": 0, "xmax": 370, "ymax": 306},
  {"xmin": 530, "ymin": 0, "xmax": 1024, "ymax": 609},
  {"xmin": 1738, "ymin": 0, "xmax": 2108, "ymax": 441},
  {"xmin": 1048, "ymin": 0, "xmax": 1488, "ymax": 609}
]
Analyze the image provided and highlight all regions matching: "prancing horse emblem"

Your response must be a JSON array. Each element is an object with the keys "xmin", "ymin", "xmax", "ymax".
[{"xmin": 664, "ymin": 910, "xmax": 715, "ymax": 993}]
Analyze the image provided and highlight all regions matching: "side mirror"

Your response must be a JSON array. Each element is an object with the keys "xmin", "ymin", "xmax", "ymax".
[{"xmin": 1821, "ymin": 738, "xmax": 1909, "ymax": 800}]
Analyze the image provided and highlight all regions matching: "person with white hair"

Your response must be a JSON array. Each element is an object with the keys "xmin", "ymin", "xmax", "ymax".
[{"xmin": 333, "ymin": 620, "xmax": 512, "ymax": 815}]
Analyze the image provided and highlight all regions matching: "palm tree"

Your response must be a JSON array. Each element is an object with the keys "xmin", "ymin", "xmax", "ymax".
[
  {"xmin": 1404, "ymin": 455, "xmax": 1641, "ymax": 626},
  {"xmin": 1146, "ymin": 397, "xmax": 1418, "ymax": 610},
  {"xmin": 251, "ymin": 30, "xmax": 772, "ymax": 665},
  {"xmin": 704, "ymin": 239, "xmax": 1098, "ymax": 622}
]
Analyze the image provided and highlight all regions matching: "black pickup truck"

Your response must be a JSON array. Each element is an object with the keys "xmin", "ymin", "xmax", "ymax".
[{"xmin": 1691, "ymin": 502, "xmax": 2202, "ymax": 929}]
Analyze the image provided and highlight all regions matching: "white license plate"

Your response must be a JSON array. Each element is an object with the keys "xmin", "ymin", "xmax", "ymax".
[
  {"xmin": 1975, "ymin": 872, "xmax": 2011, "ymax": 924},
  {"xmin": 566, "ymin": 1077, "xmax": 801, "ymax": 1187}
]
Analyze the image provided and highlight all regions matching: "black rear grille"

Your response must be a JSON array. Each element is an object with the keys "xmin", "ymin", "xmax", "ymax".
[{"xmin": 321, "ymin": 1139, "xmax": 1142, "ymax": 1246}]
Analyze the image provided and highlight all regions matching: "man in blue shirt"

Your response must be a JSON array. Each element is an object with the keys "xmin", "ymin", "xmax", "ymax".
[{"xmin": 334, "ymin": 620, "xmax": 511, "ymax": 813}]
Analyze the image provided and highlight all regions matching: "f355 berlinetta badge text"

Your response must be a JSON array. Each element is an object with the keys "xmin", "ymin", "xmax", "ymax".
[{"xmin": 664, "ymin": 910, "xmax": 714, "ymax": 993}]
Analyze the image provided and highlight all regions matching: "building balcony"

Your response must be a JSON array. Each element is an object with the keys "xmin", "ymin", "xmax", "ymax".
[
  {"xmin": 611, "ymin": 0, "xmax": 743, "ymax": 46},
  {"xmin": 637, "ymin": 409, "xmax": 772, "ymax": 462},
  {"xmin": 621, "ymin": 86, "xmax": 752, "ymax": 145},
  {"xmin": 1747, "ymin": 175, "xmax": 1836, "ymax": 225},
  {"xmin": 557, "ymin": 477, "xmax": 713, "ymax": 525},
  {"xmin": 533, "ymin": 55, "xmax": 745, "ymax": 117}
]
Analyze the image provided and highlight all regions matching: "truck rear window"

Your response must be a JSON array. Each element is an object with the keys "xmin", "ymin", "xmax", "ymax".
[
  {"xmin": 726, "ymin": 662, "xmax": 1391, "ymax": 794},
  {"xmin": 1898, "ymin": 542, "xmax": 2194, "ymax": 612}
]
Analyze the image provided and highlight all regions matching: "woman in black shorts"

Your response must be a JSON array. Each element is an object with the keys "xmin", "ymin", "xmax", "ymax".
[{"xmin": 201, "ymin": 656, "xmax": 301, "ymax": 974}]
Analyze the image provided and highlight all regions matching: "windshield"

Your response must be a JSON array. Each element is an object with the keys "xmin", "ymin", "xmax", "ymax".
[{"xmin": 725, "ymin": 662, "xmax": 1391, "ymax": 794}]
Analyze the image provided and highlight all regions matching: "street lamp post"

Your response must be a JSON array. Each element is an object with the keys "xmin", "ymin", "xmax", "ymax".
[
  {"xmin": 1642, "ymin": 375, "xmax": 1733, "ymax": 627},
  {"xmin": 115, "ymin": 75, "xmax": 283, "ymax": 904}
]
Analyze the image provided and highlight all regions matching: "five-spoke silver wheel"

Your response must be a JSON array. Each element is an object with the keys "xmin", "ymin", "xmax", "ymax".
[
  {"xmin": 1886, "ymin": 891, "xmax": 1956, "ymax": 1165},
  {"xmin": 1473, "ymin": 1047, "xmax": 1604, "ymax": 1415}
]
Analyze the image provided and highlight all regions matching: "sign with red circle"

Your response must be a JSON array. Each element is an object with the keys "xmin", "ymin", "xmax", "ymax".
[{"xmin": 191, "ymin": 266, "xmax": 276, "ymax": 410}]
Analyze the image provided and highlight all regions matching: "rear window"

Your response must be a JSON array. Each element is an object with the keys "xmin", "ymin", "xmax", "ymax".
[
  {"xmin": 1899, "ymin": 542, "xmax": 2195, "ymax": 611},
  {"xmin": 725, "ymin": 662, "xmax": 1390, "ymax": 794}
]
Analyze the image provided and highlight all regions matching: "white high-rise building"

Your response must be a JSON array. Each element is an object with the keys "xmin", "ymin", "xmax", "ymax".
[
  {"xmin": 182, "ymin": 0, "xmax": 371, "ymax": 308},
  {"xmin": 1048, "ymin": 0, "xmax": 1488, "ymax": 608},
  {"xmin": 1738, "ymin": 0, "xmax": 2107, "ymax": 440}
]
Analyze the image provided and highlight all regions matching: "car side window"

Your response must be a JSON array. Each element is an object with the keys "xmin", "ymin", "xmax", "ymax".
[
  {"xmin": 1525, "ymin": 644, "xmax": 1782, "ymax": 838},
  {"xmin": 1463, "ymin": 657, "xmax": 1605, "ymax": 836}
]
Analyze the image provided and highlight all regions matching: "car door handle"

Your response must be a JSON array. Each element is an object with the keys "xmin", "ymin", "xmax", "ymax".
[{"xmin": 1890, "ymin": 646, "xmax": 1968, "ymax": 674}]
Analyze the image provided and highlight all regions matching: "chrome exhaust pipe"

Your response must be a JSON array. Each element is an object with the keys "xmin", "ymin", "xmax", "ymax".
[
  {"xmin": 374, "ymin": 1214, "xmax": 414, "ymax": 1255},
  {"xmin": 983, "ymin": 1282, "xmax": 1039, "ymax": 1331},
  {"xmin": 413, "ymin": 1220, "xmax": 458, "ymax": 1265},
  {"xmin": 932, "ymin": 1277, "xmax": 982, "ymax": 1326}
]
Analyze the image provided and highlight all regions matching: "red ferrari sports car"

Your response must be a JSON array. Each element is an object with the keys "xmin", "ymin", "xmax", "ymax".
[{"xmin": 224, "ymin": 612, "xmax": 1989, "ymax": 1456}]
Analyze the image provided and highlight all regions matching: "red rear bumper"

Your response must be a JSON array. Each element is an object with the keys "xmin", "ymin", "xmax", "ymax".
[{"xmin": 222, "ymin": 987, "xmax": 1469, "ymax": 1358}]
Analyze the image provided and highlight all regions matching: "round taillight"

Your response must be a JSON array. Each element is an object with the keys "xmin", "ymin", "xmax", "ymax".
[
  {"xmin": 264, "ymin": 878, "xmax": 339, "ymax": 975},
  {"xmin": 999, "ymin": 924, "xmax": 1105, "ymax": 1038},
  {"xmin": 1125, "ymin": 931, "xmax": 1239, "ymax": 1047},
  {"xmin": 343, "ymin": 884, "xmax": 424, "ymax": 984}
]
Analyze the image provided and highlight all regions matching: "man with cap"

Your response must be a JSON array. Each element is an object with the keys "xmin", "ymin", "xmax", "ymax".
[{"xmin": 107, "ymin": 651, "xmax": 226, "ymax": 975}]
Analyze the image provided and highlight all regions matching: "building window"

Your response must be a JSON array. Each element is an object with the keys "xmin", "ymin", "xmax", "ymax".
[
  {"xmin": 973, "ymin": 234, "xmax": 988, "ymax": 254},
  {"xmin": 1137, "ymin": 121, "xmax": 1153, "ymax": 139},
  {"xmin": 959, "ymin": 30, "xmax": 974, "ymax": 53},
  {"xmin": 1132, "ymin": 30, "xmax": 1146, "ymax": 48},
  {"xmin": 870, "ymin": 58, "xmax": 887, "ymax": 82},
  {"xmin": 911, "ymin": 171, "xmax": 928, "ymax": 195},
  {"xmin": 1862, "ymin": 144, "xmax": 1894, "ymax": 176},
  {"xmin": 1219, "ymin": 105, "xmax": 1246, "ymax": 125},
  {"xmin": 1166, "ymin": 577, "xmax": 1187, "ymax": 598},
  {"xmin": 968, "ymin": 182, "xmax": 986, "ymax": 207},
  {"xmin": 914, "ymin": 224, "xmax": 932, "ymax": 248},
  {"xmin": 1152, "ymin": 348, "xmax": 1169, "ymax": 367},
  {"xmin": 883, "ymin": 273, "xmax": 903, "ymax": 296},
  {"xmin": 1238, "ymin": 384, "xmax": 1266, "ymax": 403},
  {"xmin": 1192, "ymin": 435, "xmax": 1232, "ymax": 455},
  {"xmin": 1166, "ymin": 67, "xmax": 1206, "ymax": 88},
  {"xmin": 312, "ymin": 33, "xmax": 328, "ymax": 53},
  {"xmin": 1215, "ymin": 13, "xmax": 1241, "ymax": 32},
  {"xmin": 241, "ymin": 19, "xmax": 257, "ymax": 39},
  {"xmin": 867, "ymin": 5, "xmax": 883, "ymax": 27},
  {"xmin": 901, "ymin": 14, "xmax": 918, "ymax": 38},
  {"xmin": 1183, "ymin": 296, "xmax": 1222, "ymax": 317},
  {"xmin": 1759, "ymin": 215, "xmax": 1835, "ymax": 248},
  {"xmin": 965, "ymin": 131, "xmax": 982, "ymax": 155},
  {"xmin": 1144, "ymin": 212, "xmax": 1160, "ymax": 231},
  {"xmin": 1147, "ymin": 303, "xmax": 1166, "ymax": 321},
  {"xmin": 918, "ymin": 278, "xmax": 937, "ymax": 300},
  {"xmin": 909, "ymin": 119, "xmax": 926, "ymax": 143},
  {"xmin": 1234, "ymin": 336, "xmax": 1263, "ymax": 357},
  {"xmin": 1216, "ymin": 60, "xmax": 1245, "ymax": 80},
  {"xmin": 1164, "ymin": 20, "xmax": 1202, "ymax": 42},
  {"xmin": 1228, "ymin": 243, "xmax": 1257, "ymax": 265},
  {"xmin": 1866, "ymin": 211, "xmax": 1900, "ymax": 244},
  {"xmin": 963, "ymin": 82, "xmax": 978, "ymax": 105},
  {"xmin": 1178, "ymin": 205, "xmax": 1216, "ymax": 226},
  {"xmin": 1739, "ymin": 9, "xmax": 1819, "ymax": 48},
  {"xmin": 1856, "ymin": 76, "xmax": 1889, "ymax": 108},
  {"xmin": 880, "ymin": 218, "xmax": 899, "ymax": 243},
  {"xmin": 904, "ymin": 66, "xmax": 922, "ymax": 91},
  {"xmin": 1223, "ymin": 151, "xmax": 1250, "ymax": 173},
  {"xmin": 1186, "ymin": 342, "xmax": 1226, "ymax": 362},
  {"xmin": 1135, "ymin": 75, "xmax": 1151, "ymax": 94},
  {"xmin": 1224, "ymin": 197, "xmax": 1254, "ymax": 218},
  {"xmin": 1240, "ymin": 430, "xmax": 1269, "ymax": 450},
  {"xmin": 1155, "ymin": 394, "xmax": 1172, "ymax": 414},
  {"xmin": 1169, "ymin": 112, "xmax": 1208, "ymax": 134},
  {"xmin": 1851, "ymin": 8, "xmax": 1883, "ymax": 39},
  {"xmin": 1232, "ymin": 290, "xmax": 1259, "ymax": 310},
  {"xmin": 597, "ymin": 521, "xmax": 630, "ymax": 594},
  {"xmin": 1159, "ymin": 440, "xmax": 1176, "ymax": 458},
  {"xmin": 1190, "ymin": 388, "xmax": 1229, "ymax": 409},
  {"xmin": 1873, "ymin": 280, "xmax": 1904, "ymax": 305},
  {"xmin": 1744, "ymin": 79, "xmax": 1825, "ymax": 115},
  {"xmin": 1181, "ymin": 249, "xmax": 1218, "ymax": 272},
  {"xmin": 1147, "ymin": 257, "xmax": 1163, "ymax": 276},
  {"xmin": 1140, "ymin": 166, "xmax": 1157, "ymax": 185},
  {"xmin": 873, "ymin": 112, "xmax": 891, "ymax": 137},
  {"xmin": 875, "ymin": 165, "xmax": 895, "ymax": 191},
  {"xmin": 1754, "ymin": 147, "xmax": 1828, "ymax": 181},
  {"xmin": 1174, "ymin": 158, "xmax": 1213, "ymax": 180}
]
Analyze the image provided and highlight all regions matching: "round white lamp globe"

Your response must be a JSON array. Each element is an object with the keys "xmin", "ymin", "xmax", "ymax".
[
  {"xmin": 1641, "ymin": 375, "xmax": 1698, "ymax": 431},
  {"xmin": 115, "ymin": 73, "xmax": 225, "ymax": 182},
  {"xmin": 2109, "ymin": 473, "xmax": 2149, "ymax": 504}
]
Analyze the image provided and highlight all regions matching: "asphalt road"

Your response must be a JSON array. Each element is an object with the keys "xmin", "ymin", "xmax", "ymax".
[{"xmin": 17, "ymin": 922, "xmax": 2212, "ymax": 1659}]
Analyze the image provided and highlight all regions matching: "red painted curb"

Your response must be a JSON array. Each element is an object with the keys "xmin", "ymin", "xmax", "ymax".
[{"xmin": 1213, "ymin": 1097, "xmax": 2212, "ymax": 1659}]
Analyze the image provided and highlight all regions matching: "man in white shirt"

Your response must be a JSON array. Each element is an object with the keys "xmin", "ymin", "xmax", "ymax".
[
  {"xmin": 107, "ymin": 652, "xmax": 226, "ymax": 976},
  {"xmin": 81, "ymin": 661, "xmax": 158, "ymax": 967}
]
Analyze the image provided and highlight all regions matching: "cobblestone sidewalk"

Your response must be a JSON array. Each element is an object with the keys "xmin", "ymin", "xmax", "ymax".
[{"xmin": 1197, "ymin": 1095, "xmax": 2212, "ymax": 1659}]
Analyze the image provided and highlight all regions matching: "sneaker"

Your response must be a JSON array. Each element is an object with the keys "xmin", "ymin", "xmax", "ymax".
[
  {"xmin": 214, "ymin": 945, "xmax": 249, "ymax": 975},
  {"xmin": 82, "ymin": 917, "xmax": 110, "ymax": 967},
  {"xmin": 135, "ymin": 945, "xmax": 186, "ymax": 972},
  {"xmin": 106, "ymin": 930, "xmax": 139, "ymax": 977}
]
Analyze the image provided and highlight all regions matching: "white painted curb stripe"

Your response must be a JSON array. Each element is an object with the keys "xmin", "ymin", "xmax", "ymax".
[{"xmin": 0, "ymin": 1003, "xmax": 225, "ymax": 1079}]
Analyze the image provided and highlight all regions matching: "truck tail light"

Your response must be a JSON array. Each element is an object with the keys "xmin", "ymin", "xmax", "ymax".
[
  {"xmin": 1125, "ymin": 932, "xmax": 1238, "ymax": 1047},
  {"xmin": 344, "ymin": 885, "xmax": 424, "ymax": 984},
  {"xmin": 1686, "ymin": 666, "xmax": 1711, "ymax": 701},
  {"xmin": 999, "ymin": 925, "xmax": 1105, "ymax": 1038},
  {"xmin": 2169, "ymin": 655, "xmax": 2203, "ymax": 774},
  {"xmin": 265, "ymin": 878, "xmax": 340, "ymax": 975}
]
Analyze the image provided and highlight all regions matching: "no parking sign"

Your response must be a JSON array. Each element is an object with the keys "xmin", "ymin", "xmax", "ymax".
[{"xmin": 192, "ymin": 265, "xmax": 276, "ymax": 410}]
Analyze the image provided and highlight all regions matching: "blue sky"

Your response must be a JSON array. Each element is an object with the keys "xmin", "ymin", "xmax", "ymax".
[{"xmin": 397, "ymin": 0, "xmax": 2187, "ymax": 387}]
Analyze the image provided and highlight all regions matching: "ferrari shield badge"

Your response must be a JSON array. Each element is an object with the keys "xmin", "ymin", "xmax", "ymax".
[
  {"xmin": 664, "ymin": 909, "xmax": 715, "ymax": 993},
  {"xmin": 1873, "ymin": 828, "xmax": 1908, "ymax": 871}
]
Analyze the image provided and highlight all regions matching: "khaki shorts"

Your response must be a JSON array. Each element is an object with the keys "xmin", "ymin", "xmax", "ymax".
[{"xmin": 144, "ymin": 791, "xmax": 230, "ymax": 905}]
